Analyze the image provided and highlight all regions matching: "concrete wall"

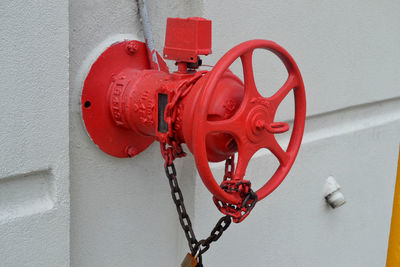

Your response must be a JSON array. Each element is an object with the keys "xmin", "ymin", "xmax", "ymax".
[
  {"xmin": 69, "ymin": 1, "xmax": 203, "ymax": 266},
  {"xmin": 0, "ymin": 0, "xmax": 70, "ymax": 266},
  {"xmin": 194, "ymin": 1, "xmax": 400, "ymax": 266},
  {"xmin": 1, "ymin": 0, "xmax": 399, "ymax": 266}
]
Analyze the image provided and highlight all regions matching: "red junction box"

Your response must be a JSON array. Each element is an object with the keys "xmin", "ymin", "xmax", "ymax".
[{"xmin": 163, "ymin": 17, "xmax": 212, "ymax": 63}]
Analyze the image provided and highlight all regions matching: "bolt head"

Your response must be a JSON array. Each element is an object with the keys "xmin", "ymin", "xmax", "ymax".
[
  {"xmin": 126, "ymin": 145, "xmax": 138, "ymax": 157},
  {"xmin": 255, "ymin": 120, "xmax": 265, "ymax": 130},
  {"xmin": 126, "ymin": 41, "xmax": 138, "ymax": 55}
]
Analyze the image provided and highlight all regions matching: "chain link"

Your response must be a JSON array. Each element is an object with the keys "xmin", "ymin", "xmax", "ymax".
[
  {"xmin": 164, "ymin": 161, "xmax": 232, "ymax": 266},
  {"xmin": 193, "ymin": 215, "xmax": 231, "ymax": 258},
  {"xmin": 160, "ymin": 71, "xmax": 207, "ymax": 165},
  {"xmin": 160, "ymin": 70, "xmax": 257, "ymax": 265},
  {"xmin": 213, "ymin": 188, "xmax": 257, "ymax": 223},
  {"xmin": 213, "ymin": 155, "xmax": 259, "ymax": 223},
  {"xmin": 165, "ymin": 162, "xmax": 198, "ymax": 254},
  {"xmin": 223, "ymin": 155, "xmax": 235, "ymax": 181}
]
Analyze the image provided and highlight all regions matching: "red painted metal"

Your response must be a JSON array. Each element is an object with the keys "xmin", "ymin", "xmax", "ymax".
[
  {"xmin": 163, "ymin": 17, "xmax": 212, "ymax": 63},
  {"xmin": 81, "ymin": 40, "xmax": 168, "ymax": 157},
  {"xmin": 192, "ymin": 40, "xmax": 306, "ymax": 204},
  {"xmin": 82, "ymin": 40, "xmax": 242, "ymax": 161},
  {"xmin": 81, "ymin": 17, "xmax": 305, "ymax": 213}
]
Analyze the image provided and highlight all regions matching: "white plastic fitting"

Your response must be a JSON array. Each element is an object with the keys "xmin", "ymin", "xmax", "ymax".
[{"xmin": 323, "ymin": 176, "xmax": 346, "ymax": 208}]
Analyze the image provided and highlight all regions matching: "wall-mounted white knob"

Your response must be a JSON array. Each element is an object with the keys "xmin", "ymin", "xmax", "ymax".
[{"xmin": 323, "ymin": 176, "xmax": 346, "ymax": 208}]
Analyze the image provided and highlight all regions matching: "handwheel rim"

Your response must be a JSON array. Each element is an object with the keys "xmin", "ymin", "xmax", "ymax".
[{"xmin": 192, "ymin": 39, "xmax": 306, "ymax": 204}]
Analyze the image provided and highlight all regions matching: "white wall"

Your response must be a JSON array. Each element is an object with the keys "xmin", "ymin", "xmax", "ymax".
[
  {"xmin": 193, "ymin": 1, "xmax": 400, "ymax": 266},
  {"xmin": 1, "ymin": 0, "xmax": 399, "ymax": 266},
  {"xmin": 69, "ymin": 1, "xmax": 202, "ymax": 266},
  {"xmin": 0, "ymin": 0, "xmax": 70, "ymax": 266}
]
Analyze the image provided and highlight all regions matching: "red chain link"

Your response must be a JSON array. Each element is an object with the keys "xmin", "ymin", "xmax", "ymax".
[
  {"xmin": 160, "ymin": 71, "xmax": 207, "ymax": 166},
  {"xmin": 213, "ymin": 155, "xmax": 258, "ymax": 223},
  {"xmin": 159, "ymin": 70, "xmax": 257, "ymax": 223}
]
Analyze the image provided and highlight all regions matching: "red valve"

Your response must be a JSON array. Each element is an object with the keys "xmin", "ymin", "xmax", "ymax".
[{"xmin": 81, "ymin": 18, "xmax": 305, "ymax": 222}]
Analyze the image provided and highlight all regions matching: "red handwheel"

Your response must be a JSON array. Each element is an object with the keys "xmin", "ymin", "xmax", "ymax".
[{"xmin": 192, "ymin": 40, "xmax": 306, "ymax": 210}]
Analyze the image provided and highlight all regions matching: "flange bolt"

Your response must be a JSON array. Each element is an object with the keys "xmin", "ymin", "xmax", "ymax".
[
  {"xmin": 126, "ymin": 146, "xmax": 138, "ymax": 157},
  {"xmin": 126, "ymin": 41, "xmax": 138, "ymax": 55}
]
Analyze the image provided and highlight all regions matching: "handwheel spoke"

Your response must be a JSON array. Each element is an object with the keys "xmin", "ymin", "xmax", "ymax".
[
  {"xmin": 240, "ymin": 51, "xmax": 261, "ymax": 100},
  {"xmin": 234, "ymin": 142, "xmax": 258, "ymax": 180},
  {"xmin": 268, "ymin": 73, "xmax": 297, "ymax": 113},
  {"xmin": 205, "ymin": 120, "xmax": 231, "ymax": 134},
  {"xmin": 205, "ymin": 118, "xmax": 243, "ymax": 139},
  {"xmin": 265, "ymin": 136, "xmax": 289, "ymax": 166}
]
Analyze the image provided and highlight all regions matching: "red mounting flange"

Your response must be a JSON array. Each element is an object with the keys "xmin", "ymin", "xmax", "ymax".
[{"xmin": 81, "ymin": 40, "xmax": 168, "ymax": 157}]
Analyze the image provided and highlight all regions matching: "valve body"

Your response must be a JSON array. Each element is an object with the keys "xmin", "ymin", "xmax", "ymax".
[{"xmin": 104, "ymin": 61, "xmax": 244, "ymax": 162}]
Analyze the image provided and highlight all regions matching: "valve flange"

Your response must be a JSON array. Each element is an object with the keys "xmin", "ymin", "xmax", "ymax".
[{"xmin": 81, "ymin": 40, "xmax": 168, "ymax": 157}]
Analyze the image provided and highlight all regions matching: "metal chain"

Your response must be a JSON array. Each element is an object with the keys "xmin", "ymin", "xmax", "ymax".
[
  {"xmin": 161, "ymin": 70, "xmax": 257, "ymax": 264},
  {"xmin": 223, "ymin": 155, "xmax": 235, "ymax": 181},
  {"xmin": 193, "ymin": 215, "xmax": 231, "ymax": 264},
  {"xmin": 165, "ymin": 162, "xmax": 198, "ymax": 254},
  {"xmin": 160, "ymin": 71, "xmax": 207, "ymax": 163},
  {"xmin": 164, "ymin": 161, "xmax": 232, "ymax": 266},
  {"xmin": 213, "ymin": 155, "xmax": 259, "ymax": 223}
]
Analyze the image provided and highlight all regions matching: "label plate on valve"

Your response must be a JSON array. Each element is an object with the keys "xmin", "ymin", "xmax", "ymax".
[{"xmin": 81, "ymin": 40, "xmax": 168, "ymax": 158}]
